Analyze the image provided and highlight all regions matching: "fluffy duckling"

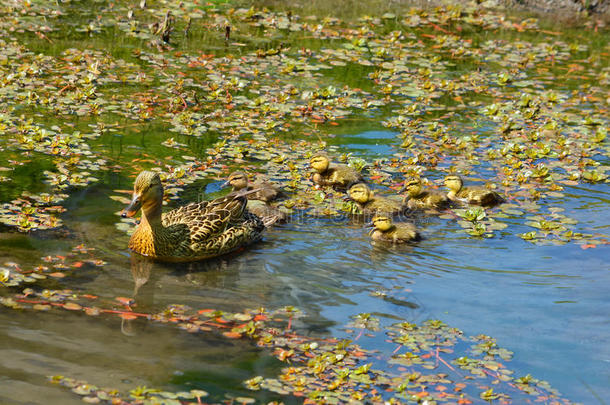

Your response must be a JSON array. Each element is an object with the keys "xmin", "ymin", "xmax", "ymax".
[
  {"xmin": 245, "ymin": 199, "xmax": 288, "ymax": 228},
  {"xmin": 444, "ymin": 175, "xmax": 504, "ymax": 206},
  {"xmin": 310, "ymin": 153, "xmax": 363, "ymax": 189},
  {"xmin": 402, "ymin": 178, "xmax": 449, "ymax": 210},
  {"xmin": 224, "ymin": 171, "xmax": 281, "ymax": 202},
  {"xmin": 348, "ymin": 183, "xmax": 404, "ymax": 215},
  {"xmin": 370, "ymin": 213, "xmax": 420, "ymax": 243},
  {"xmin": 224, "ymin": 171, "xmax": 286, "ymax": 227}
]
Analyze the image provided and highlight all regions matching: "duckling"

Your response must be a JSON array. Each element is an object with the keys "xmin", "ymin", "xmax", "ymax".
[
  {"xmin": 224, "ymin": 171, "xmax": 281, "ymax": 202},
  {"xmin": 224, "ymin": 171, "xmax": 286, "ymax": 226},
  {"xmin": 370, "ymin": 213, "xmax": 420, "ymax": 243},
  {"xmin": 122, "ymin": 171, "xmax": 264, "ymax": 262},
  {"xmin": 402, "ymin": 178, "xmax": 449, "ymax": 210},
  {"xmin": 244, "ymin": 199, "xmax": 288, "ymax": 227},
  {"xmin": 348, "ymin": 183, "xmax": 404, "ymax": 215},
  {"xmin": 444, "ymin": 175, "xmax": 504, "ymax": 206},
  {"xmin": 310, "ymin": 153, "xmax": 363, "ymax": 189}
]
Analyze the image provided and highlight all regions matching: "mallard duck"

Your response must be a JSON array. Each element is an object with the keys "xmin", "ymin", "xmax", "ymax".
[
  {"xmin": 370, "ymin": 213, "xmax": 420, "ymax": 243},
  {"xmin": 444, "ymin": 175, "xmax": 504, "ymax": 206},
  {"xmin": 348, "ymin": 183, "xmax": 404, "ymax": 215},
  {"xmin": 310, "ymin": 153, "xmax": 363, "ymax": 189},
  {"xmin": 121, "ymin": 171, "xmax": 264, "ymax": 262},
  {"xmin": 224, "ymin": 171, "xmax": 281, "ymax": 202},
  {"xmin": 402, "ymin": 178, "xmax": 449, "ymax": 210}
]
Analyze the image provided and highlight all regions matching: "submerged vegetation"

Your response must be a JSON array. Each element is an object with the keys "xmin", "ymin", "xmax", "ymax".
[{"xmin": 0, "ymin": 0, "xmax": 608, "ymax": 403}]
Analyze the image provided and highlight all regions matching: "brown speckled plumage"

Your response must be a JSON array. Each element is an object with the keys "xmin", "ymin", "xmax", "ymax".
[{"xmin": 124, "ymin": 171, "xmax": 264, "ymax": 262}]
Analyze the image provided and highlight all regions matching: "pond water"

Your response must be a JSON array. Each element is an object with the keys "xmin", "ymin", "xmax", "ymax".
[{"xmin": 0, "ymin": 0, "xmax": 609, "ymax": 404}]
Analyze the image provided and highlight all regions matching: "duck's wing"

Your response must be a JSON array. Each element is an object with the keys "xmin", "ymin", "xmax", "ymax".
[
  {"xmin": 193, "ymin": 211, "xmax": 264, "ymax": 256},
  {"xmin": 161, "ymin": 194, "xmax": 248, "ymax": 242},
  {"xmin": 162, "ymin": 201, "xmax": 210, "ymax": 226}
]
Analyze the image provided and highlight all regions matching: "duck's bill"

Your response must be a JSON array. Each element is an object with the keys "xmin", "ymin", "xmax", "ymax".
[{"xmin": 121, "ymin": 195, "xmax": 141, "ymax": 218}]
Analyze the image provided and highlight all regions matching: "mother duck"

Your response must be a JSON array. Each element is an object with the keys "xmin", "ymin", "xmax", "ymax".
[{"xmin": 121, "ymin": 171, "xmax": 264, "ymax": 262}]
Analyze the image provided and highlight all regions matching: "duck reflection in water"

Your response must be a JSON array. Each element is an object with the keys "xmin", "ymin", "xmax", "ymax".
[{"xmin": 122, "ymin": 253, "xmax": 248, "ymax": 336}]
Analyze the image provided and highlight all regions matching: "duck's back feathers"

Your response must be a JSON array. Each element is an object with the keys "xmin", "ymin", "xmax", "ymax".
[
  {"xmin": 457, "ymin": 187, "xmax": 504, "ymax": 207},
  {"xmin": 249, "ymin": 180, "xmax": 281, "ymax": 202},
  {"xmin": 362, "ymin": 196, "xmax": 404, "ymax": 215},
  {"xmin": 405, "ymin": 190, "xmax": 450, "ymax": 210},
  {"xmin": 314, "ymin": 164, "xmax": 363, "ymax": 189},
  {"xmin": 372, "ymin": 223, "xmax": 420, "ymax": 244}
]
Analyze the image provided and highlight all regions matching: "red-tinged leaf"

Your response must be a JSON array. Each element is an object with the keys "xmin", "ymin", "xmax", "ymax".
[
  {"xmin": 253, "ymin": 314, "xmax": 267, "ymax": 321},
  {"xmin": 436, "ymin": 385, "xmax": 448, "ymax": 392},
  {"xmin": 215, "ymin": 317, "xmax": 230, "ymax": 324},
  {"xmin": 223, "ymin": 331, "xmax": 242, "ymax": 339},
  {"xmin": 85, "ymin": 307, "xmax": 101, "ymax": 316},
  {"xmin": 48, "ymin": 272, "xmax": 65, "ymax": 278},
  {"xmin": 415, "ymin": 391, "xmax": 429, "ymax": 398},
  {"xmin": 82, "ymin": 294, "xmax": 98, "ymax": 300},
  {"xmin": 198, "ymin": 309, "xmax": 214, "ymax": 314},
  {"xmin": 454, "ymin": 383, "xmax": 467, "ymax": 392},
  {"xmin": 56, "ymin": 255, "xmax": 66, "ymax": 260},
  {"xmin": 580, "ymin": 244, "xmax": 596, "ymax": 250},
  {"xmin": 115, "ymin": 297, "xmax": 134, "ymax": 306},
  {"xmin": 72, "ymin": 262, "xmax": 83, "ymax": 268},
  {"xmin": 421, "ymin": 353, "xmax": 432, "ymax": 359},
  {"xmin": 352, "ymin": 351, "xmax": 366, "ymax": 357},
  {"xmin": 120, "ymin": 313, "xmax": 138, "ymax": 320},
  {"xmin": 458, "ymin": 399, "xmax": 472, "ymax": 404},
  {"xmin": 63, "ymin": 302, "xmax": 82, "ymax": 311}
]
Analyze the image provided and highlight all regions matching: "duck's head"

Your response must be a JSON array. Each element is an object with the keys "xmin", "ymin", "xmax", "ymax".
[
  {"xmin": 444, "ymin": 175, "xmax": 463, "ymax": 192},
  {"xmin": 122, "ymin": 171, "xmax": 163, "ymax": 218},
  {"xmin": 310, "ymin": 153, "xmax": 330, "ymax": 173},
  {"xmin": 403, "ymin": 178, "xmax": 423, "ymax": 197},
  {"xmin": 348, "ymin": 182, "xmax": 372, "ymax": 204},
  {"xmin": 224, "ymin": 171, "xmax": 248, "ymax": 190},
  {"xmin": 371, "ymin": 213, "xmax": 394, "ymax": 232}
]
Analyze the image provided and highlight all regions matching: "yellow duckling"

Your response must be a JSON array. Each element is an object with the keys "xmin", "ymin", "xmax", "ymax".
[
  {"xmin": 370, "ymin": 213, "xmax": 420, "ymax": 243},
  {"xmin": 310, "ymin": 153, "xmax": 363, "ymax": 189},
  {"xmin": 348, "ymin": 182, "xmax": 404, "ymax": 215},
  {"xmin": 224, "ymin": 171, "xmax": 281, "ymax": 202},
  {"xmin": 122, "ymin": 171, "xmax": 264, "ymax": 262},
  {"xmin": 444, "ymin": 175, "xmax": 504, "ymax": 206},
  {"xmin": 402, "ymin": 178, "xmax": 449, "ymax": 210}
]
